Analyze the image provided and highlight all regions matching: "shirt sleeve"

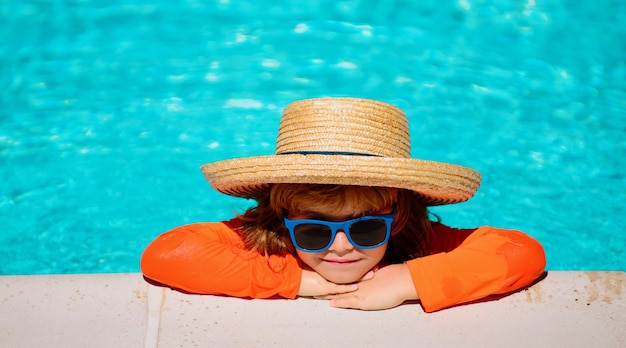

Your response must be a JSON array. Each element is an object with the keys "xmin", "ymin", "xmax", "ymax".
[
  {"xmin": 140, "ymin": 220, "xmax": 302, "ymax": 299},
  {"xmin": 407, "ymin": 225, "xmax": 546, "ymax": 312}
]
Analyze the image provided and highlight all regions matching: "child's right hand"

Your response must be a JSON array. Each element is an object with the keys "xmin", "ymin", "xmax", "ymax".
[{"xmin": 297, "ymin": 266, "xmax": 374, "ymax": 298}]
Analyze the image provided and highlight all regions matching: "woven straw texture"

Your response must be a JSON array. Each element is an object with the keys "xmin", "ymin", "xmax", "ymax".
[{"xmin": 201, "ymin": 97, "xmax": 481, "ymax": 205}]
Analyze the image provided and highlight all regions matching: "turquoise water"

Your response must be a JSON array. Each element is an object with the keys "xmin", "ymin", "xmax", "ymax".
[{"xmin": 1, "ymin": 0, "xmax": 624, "ymax": 274}]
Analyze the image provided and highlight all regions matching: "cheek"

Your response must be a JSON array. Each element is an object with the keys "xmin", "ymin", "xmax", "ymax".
[
  {"xmin": 363, "ymin": 245, "xmax": 387, "ymax": 263},
  {"xmin": 295, "ymin": 250, "xmax": 319, "ymax": 269}
]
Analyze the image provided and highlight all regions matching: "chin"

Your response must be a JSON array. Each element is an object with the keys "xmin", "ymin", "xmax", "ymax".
[{"xmin": 320, "ymin": 271, "xmax": 364, "ymax": 284}]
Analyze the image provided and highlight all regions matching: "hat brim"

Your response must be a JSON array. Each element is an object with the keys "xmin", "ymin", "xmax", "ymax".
[{"xmin": 201, "ymin": 154, "xmax": 481, "ymax": 205}]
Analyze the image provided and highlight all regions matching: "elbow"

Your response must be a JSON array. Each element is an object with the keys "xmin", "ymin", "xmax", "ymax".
[
  {"xmin": 140, "ymin": 239, "xmax": 175, "ymax": 284},
  {"xmin": 500, "ymin": 231, "xmax": 547, "ymax": 288},
  {"xmin": 140, "ymin": 229, "xmax": 189, "ymax": 282},
  {"xmin": 527, "ymin": 236, "xmax": 547, "ymax": 276},
  {"xmin": 140, "ymin": 243, "xmax": 160, "ymax": 281}
]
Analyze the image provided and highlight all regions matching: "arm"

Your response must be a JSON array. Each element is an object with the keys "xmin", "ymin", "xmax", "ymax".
[
  {"xmin": 408, "ymin": 225, "xmax": 546, "ymax": 312},
  {"xmin": 140, "ymin": 220, "xmax": 302, "ymax": 298},
  {"xmin": 329, "ymin": 225, "xmax": 545, "ymax": 311}
]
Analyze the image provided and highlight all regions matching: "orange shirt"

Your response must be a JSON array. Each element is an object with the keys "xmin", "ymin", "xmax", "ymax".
[{"xmin": 141, "ymin": 219, "xmax": 545, "ymax": 312}]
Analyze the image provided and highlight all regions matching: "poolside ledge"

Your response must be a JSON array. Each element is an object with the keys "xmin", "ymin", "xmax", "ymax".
[{"xmin": 1, "ymin": 271, "xmax": 624, "ymax": 347}]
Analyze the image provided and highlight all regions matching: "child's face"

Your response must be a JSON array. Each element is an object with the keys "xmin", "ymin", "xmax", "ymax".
[{"xmin": 288, "ymin": 202, "xmax": 390, "ymax": 284}]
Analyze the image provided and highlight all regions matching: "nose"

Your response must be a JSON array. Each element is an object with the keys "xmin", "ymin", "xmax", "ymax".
[{"xmin": 328, "ymin": 230, "xmax": 354, "ymax": 253}]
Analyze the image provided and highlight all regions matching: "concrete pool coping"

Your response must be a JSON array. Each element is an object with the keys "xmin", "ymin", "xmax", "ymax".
[{"xmin": 1, "ymin": 271, "xmax": 624, "ymax": 347}]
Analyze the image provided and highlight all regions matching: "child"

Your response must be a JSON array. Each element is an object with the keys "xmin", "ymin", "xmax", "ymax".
[{"xmin": 141, "ymin": 97, "xmax": 546, "ymax": 312}]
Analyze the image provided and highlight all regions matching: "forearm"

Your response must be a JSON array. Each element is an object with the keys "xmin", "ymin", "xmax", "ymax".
[
  {"xmin": 141, "ymin": 223, "xmax": 302, "ymax": 299},
  {"xmin": 408, "ymin": 226, "xmax": 546, "ymax": 312}
]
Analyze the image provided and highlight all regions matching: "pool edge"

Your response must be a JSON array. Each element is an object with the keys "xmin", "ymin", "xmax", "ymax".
[{"xmin": 1, "ymin": 271, "xmax": 624, "ymax": 347}]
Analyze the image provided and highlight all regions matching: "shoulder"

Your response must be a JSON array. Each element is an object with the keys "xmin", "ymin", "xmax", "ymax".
[
  {"xmin": 159, "ymin": 218, "xmax": 244, "ymax": 242},
  {"xmin": 429, "ymin": 224, "xmax": 545, "ymax": 261},
  {"xmin": 427, "ymin": 223, "xmax": 477, "ymax": 253}
]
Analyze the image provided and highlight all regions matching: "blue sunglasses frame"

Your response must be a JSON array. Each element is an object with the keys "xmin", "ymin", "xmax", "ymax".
[{"xmin": 283, "ymin": 209, "xmax": 396, "ymax": 252}]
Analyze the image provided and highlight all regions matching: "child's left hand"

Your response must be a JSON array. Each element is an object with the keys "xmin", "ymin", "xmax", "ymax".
[{"xmin": 325, "ymin": 263, "xmax": 419, "ymax": 310}]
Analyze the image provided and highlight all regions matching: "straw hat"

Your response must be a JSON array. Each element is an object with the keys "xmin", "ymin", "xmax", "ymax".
[{"xmin": 201, "ymin": 97, "xmax": 481, "ymax": 205}]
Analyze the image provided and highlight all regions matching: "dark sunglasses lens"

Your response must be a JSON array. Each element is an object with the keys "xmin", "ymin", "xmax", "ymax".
[
  {"xmin": 349, "ymin": 219, "xmax": 388, "ymax": 247},
  {"xmin": 294, "ymin": 224, "xmax": 332, "ymax": 250}
]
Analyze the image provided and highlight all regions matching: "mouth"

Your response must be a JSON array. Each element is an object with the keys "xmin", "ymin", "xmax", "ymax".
[{"xmin": 321, "ymin": 258, "xmax": 360, "ymax": 266}]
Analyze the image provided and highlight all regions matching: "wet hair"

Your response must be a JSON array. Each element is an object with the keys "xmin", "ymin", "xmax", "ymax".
[{"xmin": 237, "ymin": 184, "xmax": 434, "ymax": 263}]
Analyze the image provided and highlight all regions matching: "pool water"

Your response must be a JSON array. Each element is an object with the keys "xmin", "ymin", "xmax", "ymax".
[{"xmin": 1, "ymin": 0, "xmax": 624, "ymax": 274}]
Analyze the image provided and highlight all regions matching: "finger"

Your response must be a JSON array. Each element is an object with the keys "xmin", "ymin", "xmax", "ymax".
[
  {"xmin": 360, "ymin": 270, "xmax": 375, "ymax": 281},
  {"xmin": 313, "ymin": 294, "xmax": 334, "ymax": 300},
  {"xmin": 329, "ymin": 283, "xmax": 358, "ymax": 294},
  {"xmin": 329, "ymin": 296, "xmax": 360, "ymax": 310},
  {"xmin": 313, "ymin": 284, "xmax": 357, "ymax": 299},
  {"xmin": 313, "ymin": 292, "xmax": 345, "ymax": 300}
]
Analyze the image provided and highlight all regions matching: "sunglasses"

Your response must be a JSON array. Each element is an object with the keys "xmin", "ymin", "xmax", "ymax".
[{"xmin": 283, "ymin": 209, "xmax": 396, "ymax": 252}]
